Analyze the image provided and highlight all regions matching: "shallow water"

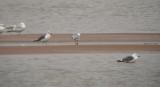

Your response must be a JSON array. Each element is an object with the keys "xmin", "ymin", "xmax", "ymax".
[
  {"xmin": 0, "ymin": 54, "xmax": 160, "ymax": 87},
  {"xmin": 0, "ymin": 0, "xmax": 160, "ymax": 33}
]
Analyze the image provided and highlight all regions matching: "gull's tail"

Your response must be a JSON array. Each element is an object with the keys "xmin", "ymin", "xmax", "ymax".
[
  {"xmin": 33, "ymin": 39, "xmax": 39, "ymax": 42},
  {"xmin": 117, "ymin": 59, "xmax": 123, "ymax": 62},
  {"xmin": 33, "ymin": 38, "xmax": 42, "ymax": 42}
]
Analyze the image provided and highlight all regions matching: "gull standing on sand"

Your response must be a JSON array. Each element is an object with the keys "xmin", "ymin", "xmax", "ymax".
[
  {"xmin": 117, "ymin": 53, "xmax": 140, "ymax": 63},
  {"xmin": 34, "ymin": 32, "xmax": 52, "ymax": 42},
  {"xmin": 72, "ymin": 33, "xmax": 80, "ymax": 47}
]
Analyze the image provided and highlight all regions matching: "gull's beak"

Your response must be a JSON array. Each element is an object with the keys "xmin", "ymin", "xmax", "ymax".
[{"xmin": 138, "ymin": 56, "xmax": 141, "ymax": 57}]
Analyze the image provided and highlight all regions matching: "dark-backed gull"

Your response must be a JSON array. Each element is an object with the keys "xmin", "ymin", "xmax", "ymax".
[
  {"xmin": 34, "ymin": 32, "xmax": 52, "ymax": 42},
  {"xmin": 117, "ymin": 53, "xmax": 140, "ymax": 63}
]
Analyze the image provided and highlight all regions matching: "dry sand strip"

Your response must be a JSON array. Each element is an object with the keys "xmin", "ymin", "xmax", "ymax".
[
  {"xmin": 0, "ymin": 33, "xmax": 160, "ymax": 42},
  {"xmin": 0, "ymin": 44, "xmax": 160, "ymax": 54}
]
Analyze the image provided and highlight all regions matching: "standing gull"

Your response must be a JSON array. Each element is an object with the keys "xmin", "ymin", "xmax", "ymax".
[
  {"xmin": 72, "ymin": 33, "xmax": 80, "ymax": 47},
  {"xmin": 34, "ymin": 32, "xmax": 52, "ymax": 42},
  {"xmin": 117, "ymin": 53, "xmax": 140, "ymax": 63}
]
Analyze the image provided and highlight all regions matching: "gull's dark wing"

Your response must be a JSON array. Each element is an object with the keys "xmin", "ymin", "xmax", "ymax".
[
  {"xmin": 34, "ymin": 35, "xmax": 45, "ymax": 41},
  {"xmin": 122, "ymin": 56, "xmax": 134, "ymax": 62}
]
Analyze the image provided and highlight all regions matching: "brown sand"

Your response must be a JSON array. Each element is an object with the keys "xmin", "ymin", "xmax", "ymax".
[
  {"xmin": 0, "ymin": 45, "xmax": 160, "ymax": 54},
  {"xmin": 0, "ymin": 33, "xmax": 160, "ymax": 42}
]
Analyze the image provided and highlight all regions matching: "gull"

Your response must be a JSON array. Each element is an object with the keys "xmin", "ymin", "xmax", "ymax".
[
  {"xmin": 0, "ymin": 22, "xmax": 26, "ymax": 33},
  {"xmin": 34, "ymin": 32, "xmax": 52, "ymax": 42},
  {"xmin": 117, "ymin": 53, "xmax": 140, "ymax": 63},
  {"xmin": 6, "ymin": 22, "xmax": 26, "ymax": 30},
  {"xmin": 72, "ymin": 33, "xmax": 81, "ymax": 41},
  {"xmin": 72, "ymin": 33, "xmax": 80, "ymax": 47}
]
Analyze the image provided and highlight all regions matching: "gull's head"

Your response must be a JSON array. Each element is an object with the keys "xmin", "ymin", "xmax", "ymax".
[
  {"xmin": 47, "ymin": 31, "xmax": 52, "ymax": 34},
  {"xmin": 72, "ymin": 33, "xmax": 80, "ymax": 40},
  {"xmin": 19, "ymin": 22, "xmax": 26, "ymax": 28},
  {"xmin": 46, "ymin": 31, "xmax": 53, "ymax": 36},
  {"xmin": 77, "ymin": 33, "xmax": 80, "ymax": 36},
  {"xmin": 47, "ymin": 31, "xmax": 50, "ymax": 33},
  {"xmin": 132, "ymin": 53, "xmax": 140, "ymax": 59}
]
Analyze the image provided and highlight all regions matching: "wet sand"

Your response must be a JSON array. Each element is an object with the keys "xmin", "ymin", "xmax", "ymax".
[
  {"xmin": 0, "ymin": 45, "xmax": 160, "ymax": 54},
  {"xmin": 0, "ymin": 33, "xmax": 160, "ymax": 42}
]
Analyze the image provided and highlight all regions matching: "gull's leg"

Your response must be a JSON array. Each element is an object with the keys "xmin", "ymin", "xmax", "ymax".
[
  {"xmin": 42, "ymin": 41, "xmax": 47, "ymax": 46},
  {"xmin": 45, "ymin": 41, "xmax": 48, "ymax": 46},
  {"xmin": 74, "ymin": 40, "xmax": 77, "ymax": 47},
  {"xmin": 75, "ymin": 40, "xmax": 79, "ymax": 48}
]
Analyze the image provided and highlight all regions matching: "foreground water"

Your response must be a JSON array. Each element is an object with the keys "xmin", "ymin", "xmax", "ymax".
[{"xmin": 0, "ymin": 53, "xmax": 159, "ymax": 87}]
